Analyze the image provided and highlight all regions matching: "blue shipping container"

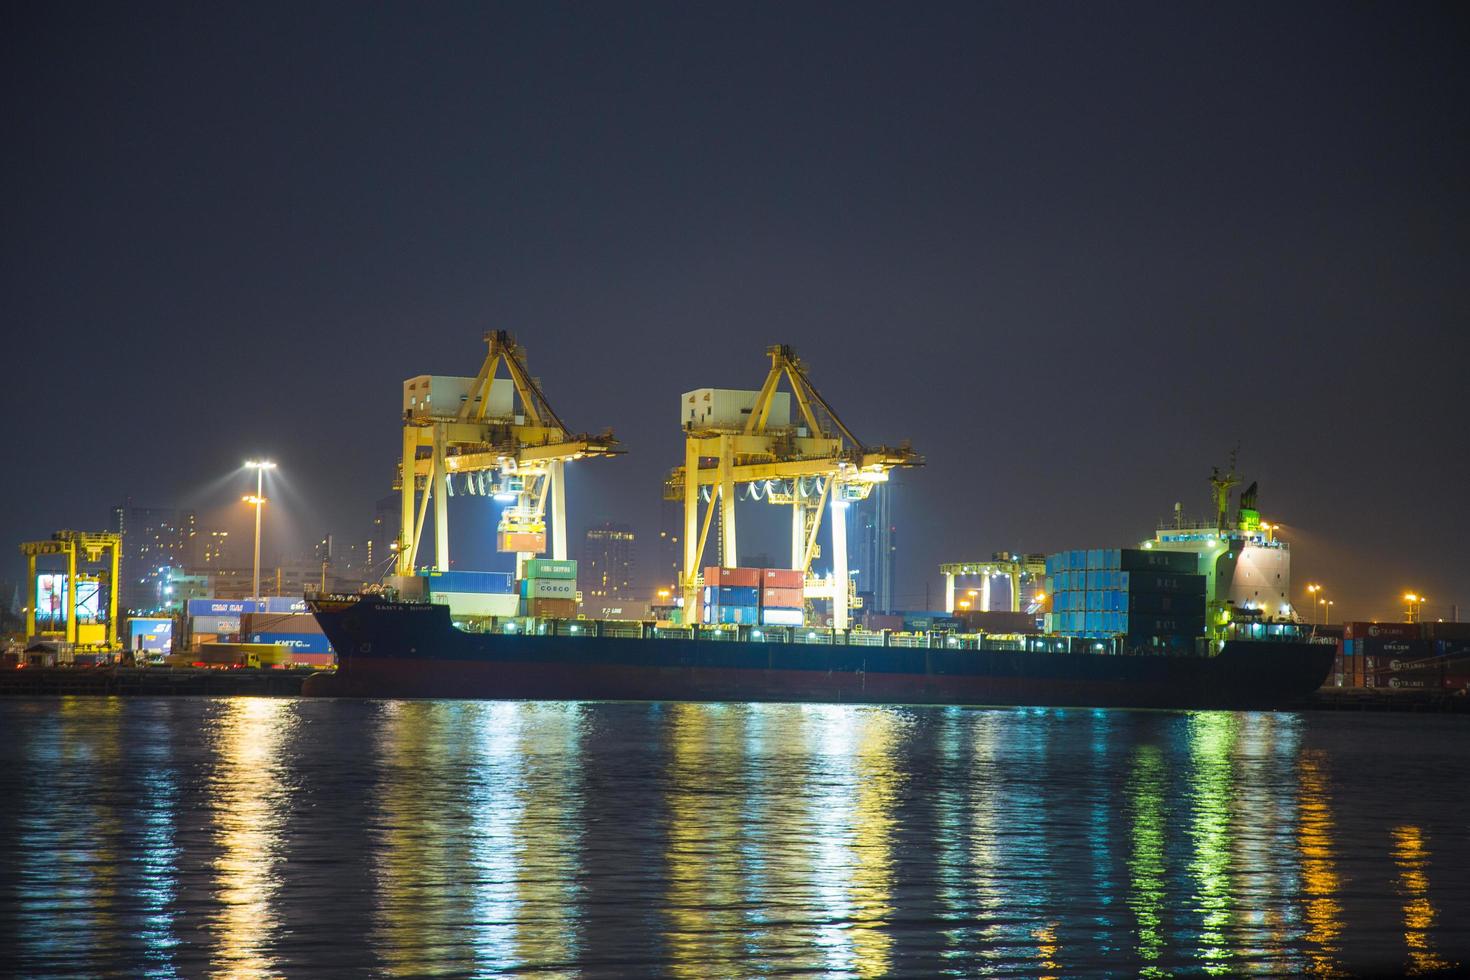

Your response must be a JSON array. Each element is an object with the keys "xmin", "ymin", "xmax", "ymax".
[
  {"xmin": 188, "ymin": 598, "xmax": 260, "ymax": 616},
  {"xmin": 704, "ymin": 586, "xmax": 759, "ymax": 606},
  {"xmin": 248, "ymin": 632, "xmax": 332, "ymax": 654},
  {"xmin": 421, "ymin": 570, "xmax": 515, "ymax": 594},
  {"xmin": 703, "ymin": 604, "xmax": 759, "ymax": 625}
]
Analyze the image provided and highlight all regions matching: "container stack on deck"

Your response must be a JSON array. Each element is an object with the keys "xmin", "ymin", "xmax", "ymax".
[
  {"xmin": 1336, "ymin": 620, "xmax": 1470, "ymax": 693},
  {"xmin": 1044, "ymin": 548, "xmax": 1204, "ymax": 648},
  {"xmin": 758, "ymin": 568, "xmax": 804, "ymax": 626},
  {"xmin": 521, "ymin": 559, "xmax": 577, "ymax": 619},
  {"xmin": 704, "ymin": 566, "xmax": 760, "ymax": 624},
  {"xmin": 422, "ymin": 570, "xmax": 518, "ymax": 618}
]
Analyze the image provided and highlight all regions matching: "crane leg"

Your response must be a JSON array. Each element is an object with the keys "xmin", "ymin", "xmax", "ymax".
[
  {"xmin": 944, "ymin": 572, "xmax": 955, "ymax": 614},
  {"xmin": 718, "ymin": 435, "xmax": 736, "ymax": 568},
  {"xmin": 831, "ymin": 491, "xmax": 848, "ymax": 630},
  {"xmin": 550, "ymin": 460, "xmax": 567, "ymax": 561},
  {"xmin": 432, "ymin": 424, "xmax": 449, "ymax": 571},
  {"xmin": 1010, "ymin": 571, "xmax": 1021, "ymax": 613},
  {"xmin": 398, "ymin": 426, "xmax": 417, "ymax": 576},
  {"xmin": 980, "ymin": 576, "xmax": 991, "ymax": 612},
  {"xmin": 682, "ymin": 439, "xmax": 701, "ymax": 622},
  {"xmin": 790, "ymin": 497, "xmax": 804, "ymax": 570}
]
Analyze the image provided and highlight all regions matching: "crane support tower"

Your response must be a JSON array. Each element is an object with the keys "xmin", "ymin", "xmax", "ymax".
[
  {"xmin": 668, "ymin": 344, "xmax": 921, "ymax": 628},
  {"xmin": 396, "ymin": 331, "xmax": 620, "ymax": 578},
  {"xmin": 940, "ymin": 553, "xmax": 1048, "ymax": 614},
  {"xmin": 20, "ymin": 531, "xmax": 122, "ymax": 649}
]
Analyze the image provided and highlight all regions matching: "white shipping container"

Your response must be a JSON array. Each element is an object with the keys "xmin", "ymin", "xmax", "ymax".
[
  {"xmin": 680, "ymin": 388, "xmax": 791, "ymax": 430},
  {"xmin": 403, "ymin": 375, "xmax": 514, "ymax": 420},
  {"xmin": 431, "ymin": 592, "xmax": 521, "ymax": 618},
  {"xmin": 760, "ymin": 608, "xmax": 804, "ymax": 627},
  {"xmin": 524, "ymin": 578, "xmax": 577, "ymax": 599},
  {"xmin": 191, "ymin": 615, "xmax": 240, "ymax": 634}
]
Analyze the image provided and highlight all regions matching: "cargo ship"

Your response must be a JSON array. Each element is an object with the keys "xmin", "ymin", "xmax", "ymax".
[
  {"xmin": 304, "ymin": 463, "xmax": 1334, "ymax": 709},
  {"xmin": 302, "ymin": 595, "xmax": 1332, "ymax": 708}
]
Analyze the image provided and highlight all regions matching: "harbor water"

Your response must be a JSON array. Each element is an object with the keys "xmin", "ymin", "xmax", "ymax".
[{"xmin": 1, "ymin": 698, "xmax": 1466, "ymax": 977}]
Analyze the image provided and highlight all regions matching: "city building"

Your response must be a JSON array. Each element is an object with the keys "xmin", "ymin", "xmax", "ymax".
[
  {"xmin": 582, "ymin": 522, "xmax": 641, "ymax": 619},
  {"xmin": 110, "ymin": 501, "xmax": 198, "ymax": 613},
  {"xmin": 848, "ymin": 482, "xmax": 896, "ymax": 614}
]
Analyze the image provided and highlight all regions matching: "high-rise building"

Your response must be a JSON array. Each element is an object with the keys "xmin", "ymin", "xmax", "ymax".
[
  {"xmin": 582, "ymin": 522, "xmax": 638, "ymax": 617},
  {"xmin": 370, "ymin": 494, "xmax": 398, "ymax": 576},
  {"xmin": 110, "ymin": 502, "xmax": 197, "ymax": 613},
  {"xmin": 656, "ymin": 499, "xmax": 683, "ymax": 591},
  {"xmin": 848, "ymin": 482, "xmax": 895, "ymax": 614}
]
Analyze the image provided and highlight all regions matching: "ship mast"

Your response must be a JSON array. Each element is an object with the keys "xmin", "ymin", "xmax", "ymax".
[{"xmin": 1209, "ymin": 447, "xmax": 1240, "ymax": 535}]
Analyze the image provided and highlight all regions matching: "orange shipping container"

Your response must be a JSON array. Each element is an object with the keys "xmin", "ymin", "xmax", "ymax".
[
  {"xmin": 529, "ymin": 597, "xmax": 577, "ymax": 618},
  {"xmin": 761, "ymin": 587, "xmax": 804, "ymax": 608},
  {"xmin": 499, "ymin": 530, "xmax": 547, "ymax": 554},
  {"xmin": 760, "ymin": 568, "xmax": 805, "ymax": 589},
  {"xmin": 705, "ymin": 566, "xmax": 761, "ymax": 587}
]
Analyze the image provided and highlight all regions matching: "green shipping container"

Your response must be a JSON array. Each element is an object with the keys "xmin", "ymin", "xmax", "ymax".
[{"xmin": 524, "ymin": 558, "xmax": 577, "ymax": 580}]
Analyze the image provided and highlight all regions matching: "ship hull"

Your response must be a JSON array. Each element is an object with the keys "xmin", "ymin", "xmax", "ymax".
[{"xmin": 305, "ymin": 599, "xmax": 1334, "ymax": 710}]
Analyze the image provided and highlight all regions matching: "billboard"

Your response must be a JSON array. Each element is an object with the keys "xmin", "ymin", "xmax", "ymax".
[
  {"xmin": 36, "ymin": 574, "xmax": 67, "ymax": 630},
  {"xmin": 128, "ymin": 618, "xmax": 174, "ymax": 653}
]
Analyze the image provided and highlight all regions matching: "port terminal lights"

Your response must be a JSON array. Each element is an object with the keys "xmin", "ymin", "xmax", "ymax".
[
  {"xmin": 395, "ymin": 331, "xmax": 620, "ymax": 578},
  {"xmin": 668, "ymin": 344, "xmax": 921, "ymax": 629},
  {"xmin": 244, "ymin": 460, "xmax": 276, "ymax": 600},
  {"xmin": 1404, "ymin": 592, "xmax": 1426, "ymax": 624}
]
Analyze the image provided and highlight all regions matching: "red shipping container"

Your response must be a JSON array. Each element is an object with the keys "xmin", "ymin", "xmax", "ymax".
[
  {"xmin": 529, "ymin": 597, "xmax": 577, "ymax": 618},
  {"xmin": 1343, "ymin": 621, "xmax": 1419, "ymax": 641},
  {"xmin": 705, "ymin": 566, "xmax": 761, "ymax": 587},
  {"xmin": 761, "ymin": 587, "xmax": 804, "ymax": 608},
  {"xmin": 760, "ymin": 568, "xmax": 805, "ymax": 589}
]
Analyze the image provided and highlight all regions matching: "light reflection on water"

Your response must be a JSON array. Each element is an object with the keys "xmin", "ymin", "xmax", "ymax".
[{"xmin": 0, "ymin": 699, "xmax": 1466, "ymax": 977}]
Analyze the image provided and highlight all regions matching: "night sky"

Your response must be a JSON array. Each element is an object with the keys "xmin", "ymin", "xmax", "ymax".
[{"xmin": 3, "ymin": 2, "xmax": 1467, "ymax": 621}]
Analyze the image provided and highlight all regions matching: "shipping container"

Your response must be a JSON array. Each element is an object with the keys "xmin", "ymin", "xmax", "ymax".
[
  {"xmin": 191, "ymin": 614, "xmax": 241, "ymax": 635},
  {"xmin": 523, "ymin": 559, "xmax": 577, "ymax": 580},
  {"xmin": 760, "ymin": 607, "xmax": 805, "ymax": 627},
  {"xmin": 433, "ymin": 591, "xmax": 521, "ymax": 618},
  {"xmin": 1342, "ymin": 621, "xmax": 1418, "ymax": 641},
  {"xmin": 420, "ymin": 569, "xmax": 516, "ymax": 593},
  {"xmin": 498, "ymin": 530, "xmax": 547, "ymax": 554},
  {"xmin": 1423, "ymin": 621, "xmax": 1470, "ymax": 641},
  {"xmin": 1127, "ymin": 592, "xmax": 1207, "ymax": 616},
  {"xmin": 188, "ymin": 598, "xmax": 260, "ymax": 617},
  {"xmin": 703, "ymin": 604, "xmax": 759, "ymax": 625},
  {"xmin": 704, "ymin": 585, "xmax": 760, "ymax": 606},
  {"xmin": 527, "ymin": 597, "xmax": 577, "ymax": 618},
  {"xmin": 248, "ymin": 632, "xmax": 332, "ymax": 654},
  {"xmin": 240, "ymin": 613, "xmax": 322, "ymax": 635},
  {"xmin": 523, "ymin": 578, "xmax": 577, "ymax": 599},
  {"xmin": 704, "ymin": 566, "xmax": 762, "ymax": 587},
  {"xmin": 760, "ymin": 587, "xmax": 804, "ymax": 608},
  {"xmin": 1119, "ymin": 571, "xmax": 1206, "ymax": 596},
  {"xmin": 1120, "ymin": 548, "xmax": 1198, "ymax": 574},
  {"xmin": 760, "ymin": 568, "xmax": 805, "ymax": 589}
]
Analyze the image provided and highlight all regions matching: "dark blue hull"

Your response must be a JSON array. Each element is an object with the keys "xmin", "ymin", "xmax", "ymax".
[{"xmin": 305, "ymin": 598, "xmax": 1335, "ymax": 709}]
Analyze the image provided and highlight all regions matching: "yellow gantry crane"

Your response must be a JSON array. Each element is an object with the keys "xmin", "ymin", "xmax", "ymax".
[
  {"xmin": 940, "ymin": 553, "xmax": 1048, "ymax": 614},
  {"xmin": 396, "ymin": 331, "xmax": 619, "ymax": 577},
  {"xmin": 667, "ymin": 344, "xmax": 921, "ymax": 628},
  {"xmin": 20, "ymin": 531, "xmax": 122, "ymax": 649}
]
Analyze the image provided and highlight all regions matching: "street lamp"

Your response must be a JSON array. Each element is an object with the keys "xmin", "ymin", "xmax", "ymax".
[
  {"xmin": 1404, "ymin": 592, "xmax": 1425, "ymax": 624},
  {"xmin": 1305, "ymin": 584, "xmax": 1323, "ymax": 625},
  {"xmin": 244, "ymin": 460, "xmax": 276, "ymax": 600},
  {"xmin": 1318, "ymin": 598, "xmax": 1334, "ymax": 625}
]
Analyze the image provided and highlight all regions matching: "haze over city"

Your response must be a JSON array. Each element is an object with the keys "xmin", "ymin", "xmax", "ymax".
[{"xmin": 4, "ymin": 3, "xmax": 1466, "ymax": 621}]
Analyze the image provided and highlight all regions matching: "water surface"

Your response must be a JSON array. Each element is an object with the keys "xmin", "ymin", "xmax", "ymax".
[{"xmin": 1, "ymin": 699, "xmax": 1465, "ymax": 977}]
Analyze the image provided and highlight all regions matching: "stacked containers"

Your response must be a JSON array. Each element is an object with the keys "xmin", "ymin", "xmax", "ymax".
[
  {"xmin": 1043, "ymin": 548, "xmax": 1203, "ymax": 643},
  {"xmin": 240, "ymin": 610, "xmax": 333, "ymax": 665},
  {"xmin": 759, "ymin": 568, "xmax": 805, "ymax": 626},
  {"xmin": 704, "ymin": 566, "xmax": 760, "ymax": 624},
  {"xmin": 1346, "ymin": 621, "xmax": 1440, "ymax": 690},
  {"xmin": 522, "ymin": 559, "xmax": 578, "ymax": 618},
  {"xmin": 422, "ymin": 570, "xmax": 520, "ymax": 618},
  {"xmin": 1424, "ymin": 621, "xmax": 1470, "ymax": 693}
]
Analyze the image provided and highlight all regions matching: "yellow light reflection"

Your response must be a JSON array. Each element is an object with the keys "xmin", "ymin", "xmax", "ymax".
[
  {"xmin": 1127, "ymin": 744, "xmax": 1167, "ymax": 977},
  {"xmin": 207, "ymin": 698, "xmax": 293, "ymax": 978},
  {"xmin": 1392, "ymin": 825, "xmax": 1453, "ymax": 975},
  {"xmin": 1298, "ymin": 749, "xmax": 1342, "ymax": 976}
]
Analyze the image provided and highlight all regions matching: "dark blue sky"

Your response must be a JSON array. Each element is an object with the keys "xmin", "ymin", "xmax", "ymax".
[{"xmin": 3, "ymin": 2, "xmax": 1467, "ymax": 620}]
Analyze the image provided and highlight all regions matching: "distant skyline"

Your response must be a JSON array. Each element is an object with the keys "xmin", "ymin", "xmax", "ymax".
[{"xmin": 3, "ymin": 3, "xmax": 1467, "ymax": 622}]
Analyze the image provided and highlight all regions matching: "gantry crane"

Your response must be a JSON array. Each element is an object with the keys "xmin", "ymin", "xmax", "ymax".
[
  {"xmin": 20, "ymin": 531, "xmax": 122, "ymax": 649},
  {"xmin": 667, "ymin": 344, "xmax": 921, "ymax": 628},
  {"xmin": 395, "ymin": 331, "xmax": 619, "ymax": 578},
  {"xmin": 940, "ymin": 553, "xmax": 1048, "ymax": 614}
]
